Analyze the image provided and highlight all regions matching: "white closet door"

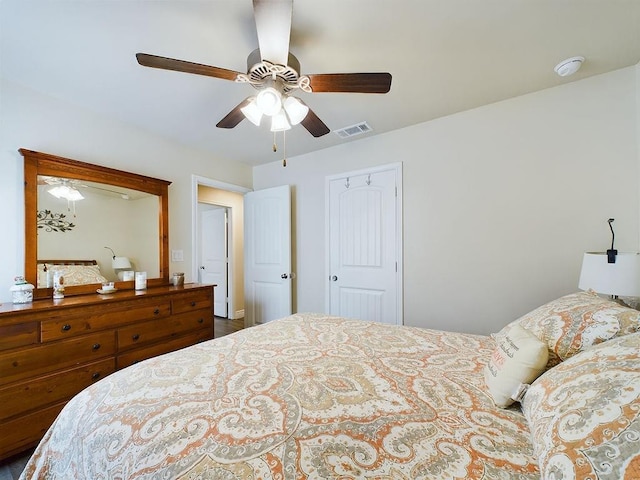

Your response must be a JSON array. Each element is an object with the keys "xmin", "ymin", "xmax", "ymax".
[{"xmin": 328, "ymin": 166, "xmax": 402, "ymax": 325}]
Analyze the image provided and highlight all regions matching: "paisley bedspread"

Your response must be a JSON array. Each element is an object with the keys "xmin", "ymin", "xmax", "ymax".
[{"xmin": 21, "ymin": 313, "xmax": 539, "ymax": 479}]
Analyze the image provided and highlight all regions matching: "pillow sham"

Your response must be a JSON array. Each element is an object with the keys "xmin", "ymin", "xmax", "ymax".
[
  {"xmin": 522, "ymin": 332, "xmax": 640, "ymax": 480},
  {"xmin": 495, "ymin": 290, "xmax": 640, "ymax": 368},
  {"xmin": 48, "ymin": 265, "xmax": 108, "ymax": 286},
  {"xmin": 484, "ymin": 324, "xmax": 548, "ymax": 407}
]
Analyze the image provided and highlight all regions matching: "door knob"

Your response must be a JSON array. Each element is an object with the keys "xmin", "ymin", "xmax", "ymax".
[
  {"xmin": 281, "ymin": 273, "xmax": 288, "ymax": 279},
  {"xmin": 331, "ymin": 275, "xmax": 338, "ymax": 281}
]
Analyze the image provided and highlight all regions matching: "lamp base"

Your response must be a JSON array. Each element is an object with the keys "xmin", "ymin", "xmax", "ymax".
[{"xmin": 117, "ymin": 270, "xmax": 134, "ymax": 281}]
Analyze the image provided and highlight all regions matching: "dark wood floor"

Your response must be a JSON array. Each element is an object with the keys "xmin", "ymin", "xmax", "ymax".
[{"xmin": 214, "ymin": 316, "xmax": 245, "ymax": 338}]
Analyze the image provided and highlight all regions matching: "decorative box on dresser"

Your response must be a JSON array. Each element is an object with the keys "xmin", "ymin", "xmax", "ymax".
[{"xmin": 0, "ymin": 284, "xmax": 214, "ymax": 461}]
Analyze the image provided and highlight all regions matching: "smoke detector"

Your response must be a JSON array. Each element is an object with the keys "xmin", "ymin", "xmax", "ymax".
[{"xmin": 554, "ymin": 56, "xmax": 585, "ymax": 77}]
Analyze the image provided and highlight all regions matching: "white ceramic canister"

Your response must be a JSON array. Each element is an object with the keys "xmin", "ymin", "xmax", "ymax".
[
  {"xmin": 135, "ymin": 271, "xmax": 147, "ymax": 290},
  {"xmin": 10, "ymin": 277, "xmax": 35, "ymax": 304}
]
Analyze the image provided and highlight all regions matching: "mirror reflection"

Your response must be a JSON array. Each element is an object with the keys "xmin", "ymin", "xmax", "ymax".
[{"xmin": 36, "ymin": 175, "xmax": 160, "ymax": 287}]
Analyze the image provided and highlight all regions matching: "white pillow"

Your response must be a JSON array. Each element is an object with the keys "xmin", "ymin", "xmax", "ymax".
[{"xmin": 484, "ymin": 324, "xmax": 548, "ymax": 407}]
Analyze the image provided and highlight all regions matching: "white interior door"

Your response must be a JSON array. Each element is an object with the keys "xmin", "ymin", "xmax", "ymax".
[
  {"xmin": 200, "ymin": 206, "xmax": 228, "ymax": 317},
  {"xmin": 244, "ymin": 185, "xmax": 292, "ymax": 325},
  {"xmin": 327, "ymin": 165, "xmax": 402, "ymax": 325}
]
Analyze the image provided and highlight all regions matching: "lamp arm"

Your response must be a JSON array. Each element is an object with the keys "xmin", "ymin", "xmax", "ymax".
[
  {"xmin": 104, "ymin": 246, "xmax": 116, "ymax": 259},
  {"xmin": 607, "ymin": 218, "xmax": 617, "ymax": 263}
]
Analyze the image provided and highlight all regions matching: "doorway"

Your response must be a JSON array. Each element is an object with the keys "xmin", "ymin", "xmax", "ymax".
[
  {"xmin": 192, "ymin": 175, "xmax": 250, "ymax": 322},
  {"xmin": 199, "ymin": 204, "xmax": 228, "ymax": 317}
]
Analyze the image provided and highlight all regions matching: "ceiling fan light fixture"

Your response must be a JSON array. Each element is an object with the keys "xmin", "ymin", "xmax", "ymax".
[
  {"xmin": 256, "ymin": 87, "xmax": 282, "ymax": 116},
  {"xmin": 283, "ymin": 96, "xmax": 309, "ymax": 125},
  {"xmin": 48, "ymin": 184, "xmax": 84, "ymax": 201},
  {"xmin": 65, "ymin": 188, "xmax": 85, "ymax": 202},
  {"xmin": 270, "ymin": 109, "xmax": 291, "ymax": 132},
  {"xmin": 240, "ymin": 97, "xmax": 263, "ymax": 126}
]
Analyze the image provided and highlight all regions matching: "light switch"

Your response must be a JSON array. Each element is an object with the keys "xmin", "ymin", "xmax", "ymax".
[{"xmin": 171, "ymin": 249, "xmax": 184, "ymax": 262}]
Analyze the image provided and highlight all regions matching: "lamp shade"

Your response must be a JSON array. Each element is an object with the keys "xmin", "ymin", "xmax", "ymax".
[
  {"xmin": 578, "ymin": 252, "xmax": 640, "ymax": 297},
  {"xmin": 256, "ymin": 87, "xmax": 282, "ymax": 116},
  {"xmin": 283, "ymin": 96, "xmax": 309, "ymax": 125},
  {"xmin": 112, "ymin": 256, "xmax": 132, "ymax": 269},
  {"xmin": 240, "ymin": 98, "xmax": 262, "ymax": 126},
  {"xmin": 270, "ymin": 109, "xmax": 291, "ymax": 132}
]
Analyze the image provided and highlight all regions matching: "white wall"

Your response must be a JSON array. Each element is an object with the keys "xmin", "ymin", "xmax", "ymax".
[
  {"xmin": 253, "ymin": 67, "xmax": 640, "ymax": 335},
  {"xmin": 0, "ymin": 78, "xmax": 253, "ymax": 303}
]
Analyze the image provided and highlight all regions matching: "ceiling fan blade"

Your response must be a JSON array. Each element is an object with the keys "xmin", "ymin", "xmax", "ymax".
[
  {"xmin": 253, "ymin": 0, "xmax": 292, "ymax": 66},
  {"xmin": 300, "ymin": 106, "xmax": 330, "ymax": 137},
  {"xmin": 307, "ymin": 73, "xmax": 392, "ymax": 93},
  {"xmin": 216, "ymin": 99, "xmax": 251, "ymax": 129},
  {"xmin": 136, "ymin": 53, "xmax": 242, "ymax": 81}
]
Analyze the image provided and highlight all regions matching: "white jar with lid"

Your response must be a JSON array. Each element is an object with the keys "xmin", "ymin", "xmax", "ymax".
[{"xmin": 10, "ymin": 277, "xmax": 35, "ymax": 304}]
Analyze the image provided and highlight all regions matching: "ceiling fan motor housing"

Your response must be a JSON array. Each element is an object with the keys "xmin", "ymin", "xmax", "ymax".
[{"xmin": 245, "ymin": 48, "xmax": 301, "ymax": 93}]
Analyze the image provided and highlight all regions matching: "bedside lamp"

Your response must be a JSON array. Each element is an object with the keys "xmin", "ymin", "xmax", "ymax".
[
  {"xmin": 578, "ymin": 252, "xmax": 640, "ymax": 299},
  {"xmin": 112, "ymin": 256, "xmax": 133, "ymax": 280},
  {"xmin": 105, "ymin": 246, "xmax": 133, "ymax": 280}
]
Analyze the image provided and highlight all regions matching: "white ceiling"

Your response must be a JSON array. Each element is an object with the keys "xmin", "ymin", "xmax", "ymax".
[{"xmin": 2, "ymin": 1, "xmax": 640, "ymax": 166}]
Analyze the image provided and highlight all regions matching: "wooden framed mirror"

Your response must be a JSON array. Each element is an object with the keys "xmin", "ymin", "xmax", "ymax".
[{"xmin": 21, "ymin": 149, "xmax": 171, "ymax": 299}]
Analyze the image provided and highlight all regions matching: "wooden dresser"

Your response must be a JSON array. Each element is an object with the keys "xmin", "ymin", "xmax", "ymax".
[{"xmin": 0, "ymin": 284, "xmax": 214, "ymax": 461}]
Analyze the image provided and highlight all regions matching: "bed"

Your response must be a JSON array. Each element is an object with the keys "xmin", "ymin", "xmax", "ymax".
[
  {"xmin": 36, "ymin": 259, "xmax": 109, "ymax": 288},
  {"xmin": 20, "ymin": 291, "xmax": 640, "ymax": 479}
]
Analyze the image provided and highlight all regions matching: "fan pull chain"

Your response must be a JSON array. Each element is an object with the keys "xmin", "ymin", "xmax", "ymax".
[
  {"xmin": 282, "ymin": 130, "xmax": 287, "ymax": 167},
  {"xmin": 273, "ymin": 132, "xmax": 277, "ymax": 152}
]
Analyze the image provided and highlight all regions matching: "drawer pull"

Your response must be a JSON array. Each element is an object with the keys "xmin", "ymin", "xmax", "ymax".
[
  {"xmin": 61, "ymin": 324, "xmax": 72, "ymax": 332},
  {"xmin": 197, "ymin": 318, "xmax": 204, "ymax": 324},
  {"xmin": 92, "ymin": 372, "xmax": 101, "ymax": 380},
  {"xmin": 132, "ymin": 334, "xmax": 140, "ymax": 341},
  {"xmin": 154, "ymin": 309, "xmax": 160, "ymax": 315},
  {"xmin": 190, "ymin": 301, "xmax": 197, "ymax": 307},
  {"xmin": 92, "ymin": 343, "xmax": 101, "ymax": 351}
]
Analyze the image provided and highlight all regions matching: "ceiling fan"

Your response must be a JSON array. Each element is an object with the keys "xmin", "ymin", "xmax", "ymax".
[
  {"xmin": 39, "ymin": 176, "xmax": 132, "ymax": 200},
  {"xmin": 136, "ymin": 0, "xmax": 392, "ymax": 138}
]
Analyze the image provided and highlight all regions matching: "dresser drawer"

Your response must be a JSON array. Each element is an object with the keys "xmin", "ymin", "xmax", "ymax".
[
  {"xmin": 41, "ymin": 301, "xmax": 171, "ymax": 341},
  {"xmin": 117, "ymin": 310, "xmax": 213, "ymax": 350},
  {"xmin": 0, "ymin": 331, "xmax": 116, "ymax": 386},
  {"xmin": 0, "ymin": 358, "xmax": 115, "ymax": 422},
  {"xmin": 0, "ymin": 322, "xmax": 38, "ymax": 351},
  {"xmin": 0, "ymin": 401, "xmax": 65, "ymax": 461},
  {"xmin": 117, "ymin": 329, "xmax": 213, "ymax": 369},
  {"xmin": 172, "ymin": 290, "xmax": 213, "ymax": 315}
]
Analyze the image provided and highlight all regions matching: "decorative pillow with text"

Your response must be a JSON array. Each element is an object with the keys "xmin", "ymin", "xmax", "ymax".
[{"xmin": 484, "ymin": 324, "xmax": 548, "ymax": 407}]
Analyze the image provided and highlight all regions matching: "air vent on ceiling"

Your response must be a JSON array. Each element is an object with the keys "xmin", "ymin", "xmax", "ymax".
[{"xmin": 334, "ymin": 122, "xmax": 372, "ymax": 139}]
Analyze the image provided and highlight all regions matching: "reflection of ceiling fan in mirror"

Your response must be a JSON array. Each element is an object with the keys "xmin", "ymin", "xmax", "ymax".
[
  {"xmin": 136, "ymin": 0, "xmax": 392, "ymax": 139},
  {"xmin": 38, "ymin": 176, "xmax": 136, "ymax": 201}
]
